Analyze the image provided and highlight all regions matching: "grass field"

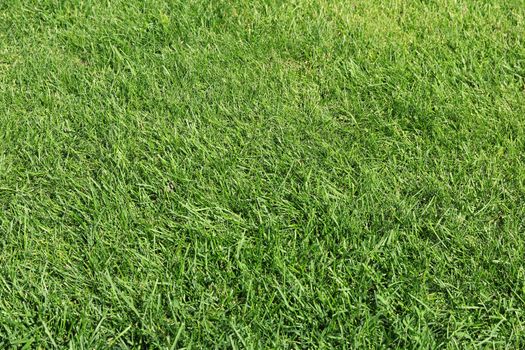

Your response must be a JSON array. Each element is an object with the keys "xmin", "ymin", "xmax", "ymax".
[{"xmin": 1, "ymin": 0, "xmax": 525, "ymax": 348}]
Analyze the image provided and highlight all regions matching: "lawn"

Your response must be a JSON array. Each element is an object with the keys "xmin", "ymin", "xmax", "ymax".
[{"xmin": 1, "ymin": 0, "xmax": 525, "ymax": 348}]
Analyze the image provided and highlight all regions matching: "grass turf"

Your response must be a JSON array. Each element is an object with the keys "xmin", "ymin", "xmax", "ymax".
[{"xmin": 1, "ymin": 0, "xmax": 525, "ymax": 348}]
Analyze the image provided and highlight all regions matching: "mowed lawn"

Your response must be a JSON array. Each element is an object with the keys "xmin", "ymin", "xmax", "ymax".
[{"xmin": 1, "ymin": 0, "xmax": 525, "ymax": 348}]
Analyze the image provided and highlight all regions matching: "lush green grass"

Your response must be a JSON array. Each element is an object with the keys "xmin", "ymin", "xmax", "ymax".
[{"xmin": 1, "ymin": 0, "xmax": 525, "ymax": 348}]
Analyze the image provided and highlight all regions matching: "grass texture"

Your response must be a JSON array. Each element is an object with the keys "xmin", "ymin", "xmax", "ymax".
[{"xmin": 1, "ymin": 0, "xmax": 525, "ymax": 348}]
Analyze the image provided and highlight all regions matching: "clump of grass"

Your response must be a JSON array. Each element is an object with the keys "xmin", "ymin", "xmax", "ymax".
[{"xmin": 1, "ymin": 0, "xmax": 524, "ymax": 348}]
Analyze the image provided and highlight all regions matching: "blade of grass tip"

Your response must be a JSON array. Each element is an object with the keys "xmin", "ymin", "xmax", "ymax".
[
  {"xmin": 277, "ymin": 161, "xmax": 295, "ymax": 192},
  {"xmin": 170, "ymin": 322, "xmax": 185, "ymax": 350},
  {"xmin": 20, "ymin": 339, "xmax": 35, "ymax": 350},
  {"xmin": 41, "ymin": 318, "xmax": 57, "ymax": 348},
  {"xmin": 89, "ymin": 315, "xmax": 107, "ymax": 346},
  {"xmin": 229, "ymin": 334, "xmax": 238, "ymax": 350},
  {"xmin": 232, "ymin": 324, "xmax": 247, "ymax": 349},
  {"xmin": 108, "ymin": 325, "xmax": 132, "ymax": 348}
]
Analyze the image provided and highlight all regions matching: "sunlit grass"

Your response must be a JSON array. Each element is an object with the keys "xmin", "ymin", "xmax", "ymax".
[{"xmin": 1, "ymin": 0, "xmax": 524, "ymax": 348}]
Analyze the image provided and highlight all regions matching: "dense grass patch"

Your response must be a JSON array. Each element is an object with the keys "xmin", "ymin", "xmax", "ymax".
[{"xmin": 1, "ymin": 0, "xmax": 525, "ymax": 348}]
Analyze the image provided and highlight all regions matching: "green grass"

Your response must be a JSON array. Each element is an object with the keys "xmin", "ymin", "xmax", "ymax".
[{"xmin": 1, "ymin": 0, "xmax": 525, "ymax": 348}]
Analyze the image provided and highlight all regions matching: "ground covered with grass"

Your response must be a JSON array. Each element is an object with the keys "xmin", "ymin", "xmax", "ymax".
[{"xmin": 1, "ymin": 0, "xmax": 524, "ymax": 348}]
